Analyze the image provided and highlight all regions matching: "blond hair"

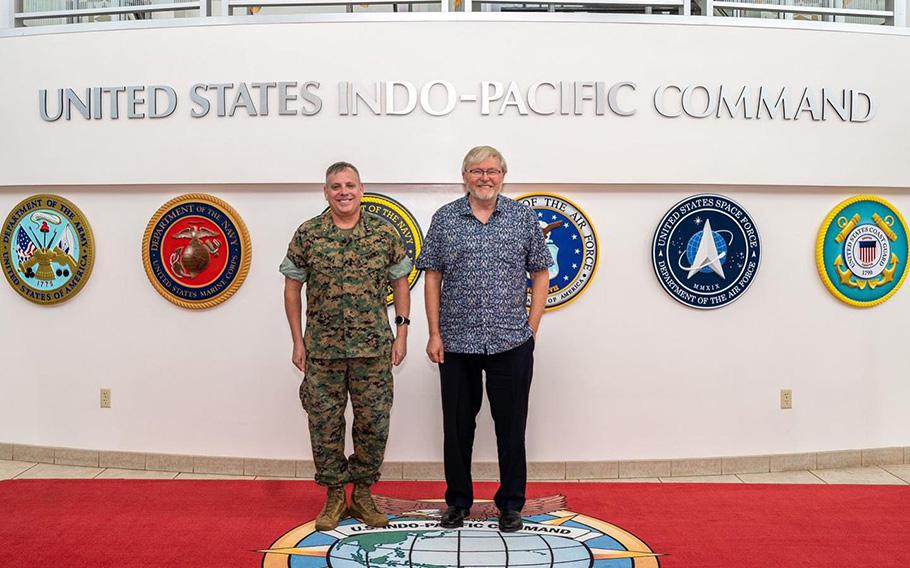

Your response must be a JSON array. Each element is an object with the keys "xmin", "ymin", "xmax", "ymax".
[{"xmin": 461, "ymin": 146, "xmax": 507, "ymax": 174}]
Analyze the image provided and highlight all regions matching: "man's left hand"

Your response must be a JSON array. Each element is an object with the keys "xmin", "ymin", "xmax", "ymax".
[{"xmin": 392, "ymin": 334, "xmax": 408, "ymax": 366}]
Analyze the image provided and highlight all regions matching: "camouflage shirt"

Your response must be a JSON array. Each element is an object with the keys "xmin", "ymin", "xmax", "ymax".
[{"xmin": 281, "ymin": 210, "xmax": 411, "ymax": 359}]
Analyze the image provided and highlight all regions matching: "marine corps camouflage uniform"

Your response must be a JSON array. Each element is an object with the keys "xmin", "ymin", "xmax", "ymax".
[{"xmin": 280, "ymin": 209, "xmax": 411, "ymax": 487}]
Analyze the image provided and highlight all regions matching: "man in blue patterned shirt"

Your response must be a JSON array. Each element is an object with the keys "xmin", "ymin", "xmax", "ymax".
[{"xmin": 417, "ymin": 145, "xmax": 553, "ymax": 533}]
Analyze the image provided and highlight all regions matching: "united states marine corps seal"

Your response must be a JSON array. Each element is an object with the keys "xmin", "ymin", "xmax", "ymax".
[
  {"xmin": 652, "ymin": 194, "xmax": 761, "ymax": 309},
  {"xmin": 816, "ymin": 195, "xmax": 908, "ymax": 308},
  {"xmin": 323, "ymin": 192, "xmax": 423, "ymax": 306},
  {"xmin": 260, "ymin": 495, "xmax": 661, "ymax": 568},
  {"xmin": 516, "ymin": 193, "xmax": 598, "ymax": 311},
  {"xmin": 1, "ymin": 194, "xmax": 95, "ymax": 305},
  {"xmin": 142, "ymin": 194, "xmax": 251, "ymax": 309}
]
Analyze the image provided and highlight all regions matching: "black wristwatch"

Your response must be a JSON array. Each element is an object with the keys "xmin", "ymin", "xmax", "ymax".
[{"xmin": 394, "ymin": 315, "xmax": 410, "ymax": 326}]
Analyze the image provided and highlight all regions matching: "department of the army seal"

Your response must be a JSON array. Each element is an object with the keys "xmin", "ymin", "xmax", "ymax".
[
  {"xmin": 142, "ymin": 193, "xmax": 251, "ymax": 309},
  {"xmin": 516, "ymin": 193, "xmax": 598, "ymax": 311},
  {"xmin": 816, "ymin": 195, "xmax": 908, "ymax": 307},
  {"xmin": 652, "ymin": 194, "xmax": 761, "ymax": 309},
  {"xmin": 1, "ymin": 194, "xmax": 95, "ymax": 305},
  {"xmin": 324, "ymin": 192, "xmax": 423, "ymax": 306}
]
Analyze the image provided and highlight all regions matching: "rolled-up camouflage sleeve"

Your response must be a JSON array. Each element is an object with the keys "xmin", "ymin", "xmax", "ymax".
[
  {"xmin": 525, "ymin": 208, "xmax": 554, "ymax": 272},
  {"xmin": 279, "ymin": 226, "xmax": 308, "ymax": 283},
  {"xmin": 415, "ymin": 212, "xmax": 445, "ymax": 272},
  {"xmin": 388, "ymin": 231, "xmax": 413, "ymax": 280}
]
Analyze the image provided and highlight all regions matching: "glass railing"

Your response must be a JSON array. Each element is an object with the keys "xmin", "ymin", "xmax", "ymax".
[{"xmin": 3, "ymin": 0, "xmax": 905, "ymax": 28}]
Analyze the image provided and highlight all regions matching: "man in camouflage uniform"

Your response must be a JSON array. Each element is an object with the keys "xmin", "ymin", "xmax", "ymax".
[{"xmin": 281, "ymin": 161, "xmax": 412, "ymax": 531}]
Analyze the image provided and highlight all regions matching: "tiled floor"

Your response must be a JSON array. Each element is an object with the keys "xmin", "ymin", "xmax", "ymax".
[{"xmin": 1, "ymin": 459, "xmax": 908, "ymax": 484}]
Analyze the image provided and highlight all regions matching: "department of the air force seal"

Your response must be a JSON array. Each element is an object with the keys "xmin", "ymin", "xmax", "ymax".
[
  {"xmin": 323, "ymin": 192, "xmax": 423, "ymax": 306},
  {"xmin": 516, "ymin": 193, "xmax": 598, "ymax": 311},
  {"xmin": 142, "ymin": 194, "xmax": 251, "ymax": 309},
  {"xmin": 260, "ymin": 495, "xmax": 660, "ymax": 568},
  {"xmin": 816, "ymin": 195, "xmax": 908, "ymax": 308},
  {"xmin": 1, "ymin": 194, "xmax": 95, "ymax": 305},
  {"xmin": 652, "ymin": 194, "xmax": 761, "ymax": 309}
]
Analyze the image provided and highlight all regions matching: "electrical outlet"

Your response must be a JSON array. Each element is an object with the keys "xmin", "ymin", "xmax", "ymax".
[
  {"xmin": 780, "ymin": 389, "xmax": 792, "ymax": 410},
  {"xmin": 100, "ymin": 388, "xmax": 112, "ymax": 409}
]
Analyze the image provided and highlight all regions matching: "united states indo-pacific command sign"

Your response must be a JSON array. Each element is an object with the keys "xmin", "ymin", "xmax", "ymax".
[{"xmin": 260, "ymin": 496, "xmax": 660, "ymax": 568}]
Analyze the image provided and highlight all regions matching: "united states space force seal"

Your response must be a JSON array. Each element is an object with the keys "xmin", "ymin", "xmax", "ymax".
[
  {"xmin": 142, "ymin": 193, "xmax": 251, "ymax": 309},
  {"xmin": 260, "ymin": 495, "xmax": 660, "ymax": 568},
  {"xmin": 1, "ymin": 194, "xmax": 95, "ymax": 305},
  {"xmin": 516, "ymin": 193, "xmax": 598, "ymax": 311},
  {"xmin": 324, "ymin": 192, "xmax": 423, "ymax": 306},
  {"xmin": 652, "ymin": 194, "xmax": 761, "ymax": 309},
  {"xmin": 816, "ymin": 195, "xmax": 908, "ymax": 308}
]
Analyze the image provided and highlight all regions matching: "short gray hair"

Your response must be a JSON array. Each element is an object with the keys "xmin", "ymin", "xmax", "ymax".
[
  {"xmin": 325, "ymin": 161, "xmax": 361, "ymax": 183},
  {"xmin": 461, "ymin": 146, "xmax": 507, "ymax": 174}
]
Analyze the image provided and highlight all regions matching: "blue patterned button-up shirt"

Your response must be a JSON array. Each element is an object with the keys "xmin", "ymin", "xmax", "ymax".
[{"xmin": 417, "ymin": 195, "xmax": 553, "ymax": 355}]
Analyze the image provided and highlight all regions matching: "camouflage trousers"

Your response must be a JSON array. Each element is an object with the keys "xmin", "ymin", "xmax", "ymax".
[{"xmin": 300, "ymin": 355, "xmax": 393, "ymax": 487}]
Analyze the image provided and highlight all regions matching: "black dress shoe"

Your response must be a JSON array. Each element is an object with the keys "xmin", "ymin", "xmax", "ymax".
[
  {"xmin": 498, "ymin": 510, "xmax": 523, "ymax": 532},
  {"xmin": 440, "ymin": 506, "xmax": 470, "ymax": 529}
]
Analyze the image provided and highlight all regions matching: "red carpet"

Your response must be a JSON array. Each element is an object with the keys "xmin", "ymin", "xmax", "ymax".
[{"xmin": 1, "ymin": 479, "xmax": 908, "ymax": 567}]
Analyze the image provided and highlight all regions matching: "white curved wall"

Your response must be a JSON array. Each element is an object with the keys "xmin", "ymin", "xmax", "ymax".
[{"xmin": 1, "ymin": 18, "xmax": 908, "ymax": 462}]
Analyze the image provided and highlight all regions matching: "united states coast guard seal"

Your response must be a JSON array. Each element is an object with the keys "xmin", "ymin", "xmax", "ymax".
[
  {"xmin": 323, "ymin": 192, "xmax": 423, "ymax": 306},
  {"xmin": 260, "ymin": 495, "xmax": 660, "ymax": 568},
  {"xmin": 142, "ymin": 194, "xmax": 251, "ymax": 309},
  {"xmin": 1, "ymin": 194, "xmax": 95, "ymax": 305},
  {"xmin": 516, "ymin": 193, "xmax": 598, "ymax": 311},
  {"xmin": 816, "ymin": 195, "xmax": 908, "ymax": 308},
  {"xmin": 652, "ymin": 194, "xmax": 761, "ymax": 309}
]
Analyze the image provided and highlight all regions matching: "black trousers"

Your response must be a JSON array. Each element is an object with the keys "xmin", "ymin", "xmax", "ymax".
[{"xmin": 439, "ymin": 337, "xmax": 534, "ymax": 512}]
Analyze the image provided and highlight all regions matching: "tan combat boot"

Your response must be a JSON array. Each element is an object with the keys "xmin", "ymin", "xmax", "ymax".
[
  {"xmin": 314, "ymin": 485, "xmax": 348, "ymax": 531},
  {"xmin": 349, "ymin": 483, "xmax": 389, "ymax": 527}
]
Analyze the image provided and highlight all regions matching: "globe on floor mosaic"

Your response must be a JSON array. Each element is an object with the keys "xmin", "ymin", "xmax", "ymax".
[
  {"xmin": 142, "ymin": 193, "xmax": 251, "ymax": 309},
  {"xmin": 816, "ymin": 195, "xmax": 908, "ymax": 308},
  {"xmin": 652, "ymin": 193, "xmax": 761, "ymax": 309},
  {"xmin": 1, "ymin": 194, "xmax": 95, "ymax": 305},
  {"xmin": 322, "ymin": 192, "xmax": 424, "ymax": 306},
  {"xmin": 515, "ymin": 193, "xmax": 599, "ymax": 311},
  {"xmin": 261, "ymin": 496, "xmax": 660, "ymax": 568}
]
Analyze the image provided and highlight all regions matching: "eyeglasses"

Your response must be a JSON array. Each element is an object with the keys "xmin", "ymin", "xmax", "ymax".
[{"xmin": 465, "ymin": 168, "xmax": 504, "ymax": 178}]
